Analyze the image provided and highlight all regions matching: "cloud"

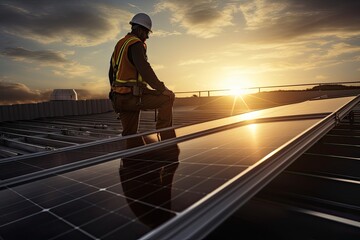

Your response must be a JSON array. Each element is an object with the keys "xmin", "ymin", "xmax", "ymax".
[
  {"xmin": 178, "ymin": 58, "xmax": 215, "ymax": 66},
  {"xmin": 0, "ymin": 80, "xmax": 106, "ymax": 105},
  {"xmin": 151, "ymin": 64, "xmax": 165, "ymax": 70},
  {"xmin": 239, "ymin": 0, "xmax": 287, "ymax": 31},
  {"xmin": 239, "ymin": 0, "xmax": 360, "ymax": 40},
  {"xmin": 53, "ymin": 63, "xmax": 92, "ymax": 78},
  {"xmin": 315, "ymin": 75, "xmax": 328, "ymax": 80},
  {"xmin": 127, "ymin": 3, "xmax": 144, "ymax": 12},
  {"xmin": 200, "ymin": 38, "xmax": 357, "ymax": 77},
  {"xmin": 0, "ymin": 1, "xmax": 132, "ymax": 46},
  {"xmin": 324, "ymin": 42, "xmax": 360, "ymax": 59},
  {"xmin": 1, "ymin": 47, "xmax": 69, "ymax": 65},
  {"xmin": 155, "ymin": 0, "xmax": 238, "ymax": 38},
  {"xmin": 155, "ymin": 0, "xmax": 360, "ymax": 41},
  {"xmin": 152, "ymin": 29, "xmax": 181, "ymax": 37},
  {"xmin": 0, "ymin": 80, "xmax": 51, "ymax": 105},
  {"xmin": 75, "ymin": 88, "xmax": 106, "ymax": 100},
  {"xmin": 1, "ymin": 46, "xmax": 94, "ymax": 78}
]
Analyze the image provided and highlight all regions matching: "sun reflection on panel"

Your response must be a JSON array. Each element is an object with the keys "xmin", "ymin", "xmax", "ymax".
[
  {"xmin": 248, "ymin": 123, "xmax": 257, "ymax": 133},
  {"xmin": 234, "ymin": 110, "xmax": 262, "ymax": 121},
  {"xmin": 241, "ymin": 123, "xmax": 259, "ymax": 150}
]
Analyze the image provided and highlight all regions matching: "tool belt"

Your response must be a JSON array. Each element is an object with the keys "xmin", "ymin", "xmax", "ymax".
[{"xmin": 111, "ymin": 86, "xmax": 132, "ymax": 94}]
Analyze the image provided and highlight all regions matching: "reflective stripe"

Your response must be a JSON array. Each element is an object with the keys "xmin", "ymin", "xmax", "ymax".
[
  {"xmin": 111, "ymin": 38, "xmax": 136, "ymax": 69},
  {"xmin": 115, "ymin": 37, "xmax": 139, "ymax": 81},
  {"xmin": 115, "ymin": 79, "xmax": 146, "ymax": 86},
  {"xmin": 115, "ymin": 79, "xmax": 137, "ymax": 84},
  {"xmin": 116, "ymin": 37, "xmax": 138, "ymax": 68},
  {"xmin": 113, "ymin": 36, "xmax": 147, "ymax": 86}
]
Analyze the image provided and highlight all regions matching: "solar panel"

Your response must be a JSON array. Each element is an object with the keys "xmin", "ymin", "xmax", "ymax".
[
  {"xmin": 0, "ymin": 96, "xmax": 359, "ymax": 240},
  {"xmin": 0, "ymin": 97, "xmax": 352, "ymax": 184}
]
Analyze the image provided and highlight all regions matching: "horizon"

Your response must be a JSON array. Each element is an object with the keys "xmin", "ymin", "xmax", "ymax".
[
  {"xmin": 1, "ymin": 0, "xmax": 360, "ymax": 105},
  {"xmin": 2, "ymin": 81, "xmax": 360, "ymax": 107}
]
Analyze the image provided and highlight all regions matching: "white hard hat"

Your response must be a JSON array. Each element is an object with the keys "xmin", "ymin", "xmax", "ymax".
[{"xmin": 129, "ymin": 13, "xmax": 152, "ymax": 32}]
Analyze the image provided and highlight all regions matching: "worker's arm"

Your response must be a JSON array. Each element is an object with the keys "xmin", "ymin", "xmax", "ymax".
[
  {"xmin": 129, "ymin": 42, "xmax": 166, "ymax": 93},
  {"xmin": 108, "ymin": 57, "xmax": 114, "ymax": 85}
]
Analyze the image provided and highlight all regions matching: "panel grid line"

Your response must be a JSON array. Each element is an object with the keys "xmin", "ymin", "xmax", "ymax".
[{"xmin": 4, "ymin": 187, "xmax": 98, "ymax": 240}]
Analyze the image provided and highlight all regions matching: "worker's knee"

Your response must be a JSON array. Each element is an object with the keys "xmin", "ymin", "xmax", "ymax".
[{"xmin": 165, "ymin": 94, "xmax": 175, "ymax": 106}]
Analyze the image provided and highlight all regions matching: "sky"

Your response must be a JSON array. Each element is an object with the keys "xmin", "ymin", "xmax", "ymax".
[{"xmin": 0, "ymin": 0, "xmax": 360, "ymax": 105}]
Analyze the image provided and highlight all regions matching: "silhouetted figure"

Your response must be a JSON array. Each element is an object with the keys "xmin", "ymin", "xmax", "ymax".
[
  {"xmin": 108, "ymin": 13, "xmax": 175, "ymax": 136},
  {"xmin": 120, "ymin": 129, "xmax": 179, "ymax": 228}
]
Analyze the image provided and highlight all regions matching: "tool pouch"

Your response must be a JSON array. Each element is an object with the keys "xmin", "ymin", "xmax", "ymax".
[{"xmin": 132, "ymin": 85, "xmax": 143, "ymax": 96}]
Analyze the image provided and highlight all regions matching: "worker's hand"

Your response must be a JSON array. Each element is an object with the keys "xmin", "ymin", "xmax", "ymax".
[{"xmin": 162, "ymin": 89, "xmax": 175, "ymax": 101}]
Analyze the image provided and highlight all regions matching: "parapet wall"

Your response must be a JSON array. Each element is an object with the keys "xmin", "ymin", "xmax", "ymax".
[{"xmin": 0, "ymin": 99, "xmax": 113, "ymax": 122}]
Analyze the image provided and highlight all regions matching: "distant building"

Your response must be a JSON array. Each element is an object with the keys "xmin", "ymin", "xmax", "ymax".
[{"xmin": 50, "ymin": 89, "xmax": 78, "ymax": 101}]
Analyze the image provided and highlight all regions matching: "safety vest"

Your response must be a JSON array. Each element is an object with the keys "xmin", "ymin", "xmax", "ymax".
[{"xmin": 111, "ymin": 34, "xmax": 147, "ymax": 87}]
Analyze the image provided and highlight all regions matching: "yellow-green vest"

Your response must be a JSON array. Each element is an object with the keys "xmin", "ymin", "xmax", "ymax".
[{"xmin": 111, "ymin": 34, "xmax": 146, "ymax": 87}]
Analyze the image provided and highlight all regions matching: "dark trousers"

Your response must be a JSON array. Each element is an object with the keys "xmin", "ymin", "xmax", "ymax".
[{"xmin": 112, "ymin": 91, "xmax": 173, "ymax": 136}]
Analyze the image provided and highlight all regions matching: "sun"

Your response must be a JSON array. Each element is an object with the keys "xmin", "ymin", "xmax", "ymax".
[
  {"xmin": 222, "ymin": 72, "xmax": 252, "ymax": 96},
  {"xmin": 229, "ymin": 87, "xmax": 246, "ymax": 96}
]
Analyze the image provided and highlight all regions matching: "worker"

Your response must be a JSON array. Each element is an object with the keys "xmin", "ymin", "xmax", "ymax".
[{"xmin": 108, "ymin": 13, "xmax": 175, "ymax": 136}]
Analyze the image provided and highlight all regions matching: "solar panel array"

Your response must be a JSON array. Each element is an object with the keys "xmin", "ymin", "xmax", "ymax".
[{"xmin": 0, "ymin": 96, "xmax": 359, "ymax": 240}]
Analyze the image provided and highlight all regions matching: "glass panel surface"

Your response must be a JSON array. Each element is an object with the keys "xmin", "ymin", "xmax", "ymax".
[
  {"xmin": 1, "ymin": 96, "xmax": 353, "ymax": 182},
  {"xmin": 0, "ymin": 118, "xmax": 320, "ymax": 240},
  {"xmin": 174, "ymin": 96, "xmax": 355, "ymax": 137},
  {"xmin": 0, "ymin": 140, "xmax": 128, "ymax": 181}
]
